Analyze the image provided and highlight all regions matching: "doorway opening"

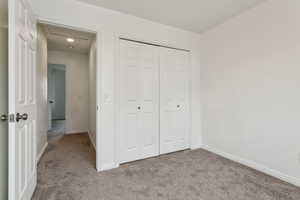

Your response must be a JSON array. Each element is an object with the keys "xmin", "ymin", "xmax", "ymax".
[
  {"xmin": 36, "ymin": 22, "xmax": 98, "ymax": 163},
  {"xmin": 48, "ymin": 64, "xmax": 66, "ymax": 141}
]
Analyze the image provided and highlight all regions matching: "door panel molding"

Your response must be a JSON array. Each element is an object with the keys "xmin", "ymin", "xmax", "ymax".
[
  {"xmin": 119, "ymin": 40, "xmax": 159, "ymax": 164},
  {"xmin": 9, "ymin": 0, "xmax": 37, "ymax": 199},
  {"xmin": 117, "ymin": 38, "xmax": 191, "ymax": 165}
]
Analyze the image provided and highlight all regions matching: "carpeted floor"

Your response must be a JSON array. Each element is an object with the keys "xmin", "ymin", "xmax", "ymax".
[{"xmin": 32, "ymin": 133, "xmax": 300, "ymax": 200}]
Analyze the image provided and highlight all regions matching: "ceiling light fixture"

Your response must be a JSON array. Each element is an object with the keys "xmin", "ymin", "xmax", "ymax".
[{"xmin": 66, "ymin": 38, "xmax": 75, "ymax": 43}]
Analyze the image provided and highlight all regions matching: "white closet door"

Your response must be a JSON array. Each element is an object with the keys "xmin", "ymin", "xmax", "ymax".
[
  {"xmin": 139, "ymin": 44, "xmax": 159, "ymax": 158},
  {"xmin": 119, "ymin": 40, "xmax": 159, "ymax": 163},
  {"xmin": 160, "ymin": 48, "xmax": 190, "ymax": 154}
]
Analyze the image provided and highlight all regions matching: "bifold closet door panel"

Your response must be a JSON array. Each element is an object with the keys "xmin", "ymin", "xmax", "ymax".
[
  {"xmin": 159, "ymin": 48, "xmax": 190, "ymax": 155},
  {"xmin": 119, "ymin": 40, "xmax": 159, "ymax": 164},
  {"xmin": 139, "ymin": 44, "xmax": 159, "ymax": 159}
]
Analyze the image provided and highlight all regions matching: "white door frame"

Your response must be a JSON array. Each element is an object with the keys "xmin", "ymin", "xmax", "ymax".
[
  {"xmin": 36, "ymin": 18, "xmax": 102, "ymax": 171},
  {"xmin": 114, "ymin": 33, "xmax": 192, "ymax": 167}
]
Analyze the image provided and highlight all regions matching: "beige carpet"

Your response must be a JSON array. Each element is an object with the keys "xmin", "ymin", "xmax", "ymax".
[{"xmin": 32, "ymin": 133, "xmax": 300, "ymax": 200}]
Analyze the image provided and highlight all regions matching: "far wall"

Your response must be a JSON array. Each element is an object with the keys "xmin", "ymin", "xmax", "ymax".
[
  {"xmin": 0, "ymin": 1, "xmax": 8, "ymax": 197},
  {"xmin": 200, "ymin": 0, "xmax": 300, "ymax": 186},
  {"xmin": 48, "ymin": 50, "xmax": 89, "ymax": 134}
]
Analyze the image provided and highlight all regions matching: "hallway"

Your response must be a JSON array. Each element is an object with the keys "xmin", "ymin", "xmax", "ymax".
[
  {"xmin": 32, "ymin": 134, "xmax": 300, "ymax": 200},
  {"xmin": 33, "ymin": 133, "xmax": 96, "ymax": 199},
  {"xmin": 48, "ymin": 120, "xmax": 66, "ymax": 142}
]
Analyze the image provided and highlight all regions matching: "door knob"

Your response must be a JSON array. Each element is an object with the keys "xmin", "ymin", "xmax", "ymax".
[
  {"xmin": 0, "ymin": 114, "xmax": 8, "ymax": 122},
  {"xmin": 16, "ymin": 113, "xmax": 28, "ymax": 122},
  {"xmin": 138, "ymin": 106, "xmax": 141, "ymax": 110},
  {"xmin": 177, "ymin": 105, "xmax": 180, "ymax": 108}
]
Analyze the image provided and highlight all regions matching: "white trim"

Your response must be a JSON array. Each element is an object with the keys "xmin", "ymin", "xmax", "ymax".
[
  {"xmin": 190, "ymin": 142, "xmax": 202, "ymax": 150},
  {"xmin": 87, "ymin": 131, "xmax": 96, "ymax": 150},
  {"xmin": 65, "ymin": 130, "xmax": 89, "ymax": 135},
  {"xmin": 21, "ymin": 172, "xmax": 37, "ymax": 200},
  {"xmin": 114, "ymin": 33, "xmax": 121, "ymax": 168},
  {"xmin": 187, "ymin": 49, "xmax": 192, "ymax": 151},
  {"xmin": 96, "ymin": 31, "xmax": 103, "ymax": 172},
  {"xmin": 36, "ymin": 142, "xmax": 48, "ymax": 164},
  {"xmin": 37, "ymin": 16, "xmax": 102, "ymax": 172},
  {"xmin": 202, "ymin": 144, "xmax": 300, "ymax": 187},
  {"xmin": 99, "ymin": 162, "xmax": 119, "ymax": 172},
  {"xmin": 37, "ymin": 18, "xmax": 97, "ymax": 34}
]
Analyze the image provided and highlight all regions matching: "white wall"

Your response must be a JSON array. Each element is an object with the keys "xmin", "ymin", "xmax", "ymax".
[
  {"xmin": 36, "ymin": 25, "xmax": 48, "ymax": 159},
  {"xmin": 200, "ymin": 0, "xmax": 300, "ymax": 186},
  {"xmin": 48, "ymin": 51, "xmax": 89, "ymax": 134},
  {"xmin": 0, "ymin": 0, "xmax": 8, "ymax": 197},
  {"xmin": 88, "ymin": 40, "xmax": 97, "ymax": 148},
  {"xmin": 32, "ymin": 0, "xmax": 202, "ymax": 171}
]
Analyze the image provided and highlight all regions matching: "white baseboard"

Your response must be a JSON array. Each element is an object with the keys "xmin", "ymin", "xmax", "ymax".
[
  {"xmin": 87, "ymin": 131, "xmax": 96, "ymax": 150},
  {"xmin": 66, "ymin": 130, "xmax": 89, "ymax": 135},
  {"xmin": 190, "ymin": 142, "xmax": 202, "ymax": 150},
  {"xmin": 202, "ymin": 144, "xmax": 300, "ymax": 187},
  {"xmin": 36, "ymin": 142, "xmax": 48, "ymax": 164},
  {"xmin": 99, "ymin": 162, "xmax": 119, "ymax": 172}
]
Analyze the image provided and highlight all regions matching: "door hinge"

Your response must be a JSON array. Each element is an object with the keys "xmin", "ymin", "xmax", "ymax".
[
  {"xmin": 9, "ymin": 114, "xmax": 15, "ymax": 122},
  {"xmin": 0, "ymin": 114, "xmax": 15, "ymax": 122}
]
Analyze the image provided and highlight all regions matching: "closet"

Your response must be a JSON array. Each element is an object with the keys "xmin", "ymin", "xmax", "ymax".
[{"xmin": 119, "ymin": 39, "xmax": 189, "ymax": 164}]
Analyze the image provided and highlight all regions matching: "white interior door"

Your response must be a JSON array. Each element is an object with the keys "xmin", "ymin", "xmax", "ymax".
[
  {"xmin": 9, "ymin": 0, "xmax": 37, "ymax": 199},
  {"xmin": 139, "ymin": 42, "xmax": 159, "ymax": 159},
  {"xmin": 47, "ymin": 65, "xmax": 53, "ymax": 130},
  {"xmin": 159, "ymin": 48, "xmax": 190, "ymax": 154},
  {"xmin": 119, "ymin": 40, "xmax": 159, "ymax": 163},
  {"xmin": 48, "ymin": 64, "xmax": 66, "ymax": 121}
]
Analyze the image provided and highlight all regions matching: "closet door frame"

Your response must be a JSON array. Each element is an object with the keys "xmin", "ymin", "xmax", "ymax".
[{"xmin": 115, "ymin": 35, "xmax": 192, "ymax": 166}]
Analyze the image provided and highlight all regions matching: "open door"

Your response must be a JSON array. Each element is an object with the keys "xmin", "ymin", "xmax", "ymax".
[{"xmin": 8, "ymin": 0, "xmax": 37, "ymax": 199}]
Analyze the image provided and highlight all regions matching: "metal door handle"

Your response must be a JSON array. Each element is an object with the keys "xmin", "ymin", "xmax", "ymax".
[
  {"xmin": 16, "ymin": 113, "xmax": 28, "ymax": 122},
  {"xmin": 138, "ymin": 106, "xmax": 141, "ymax": 110}
]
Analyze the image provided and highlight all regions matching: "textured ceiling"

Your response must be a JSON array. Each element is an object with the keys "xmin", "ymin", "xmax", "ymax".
[
  {"xmin": 42, "ymin": 24, "xmax": 95, "ymax": 54},
  {"xmin": 78, "ymin": 0, "xmax": 265, "ymax": 33}
]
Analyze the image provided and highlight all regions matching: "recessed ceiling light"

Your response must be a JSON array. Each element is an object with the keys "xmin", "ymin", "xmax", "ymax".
[{"xmin": 66, "ymin": 38, "xmax": 75, "ymax": 43}]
